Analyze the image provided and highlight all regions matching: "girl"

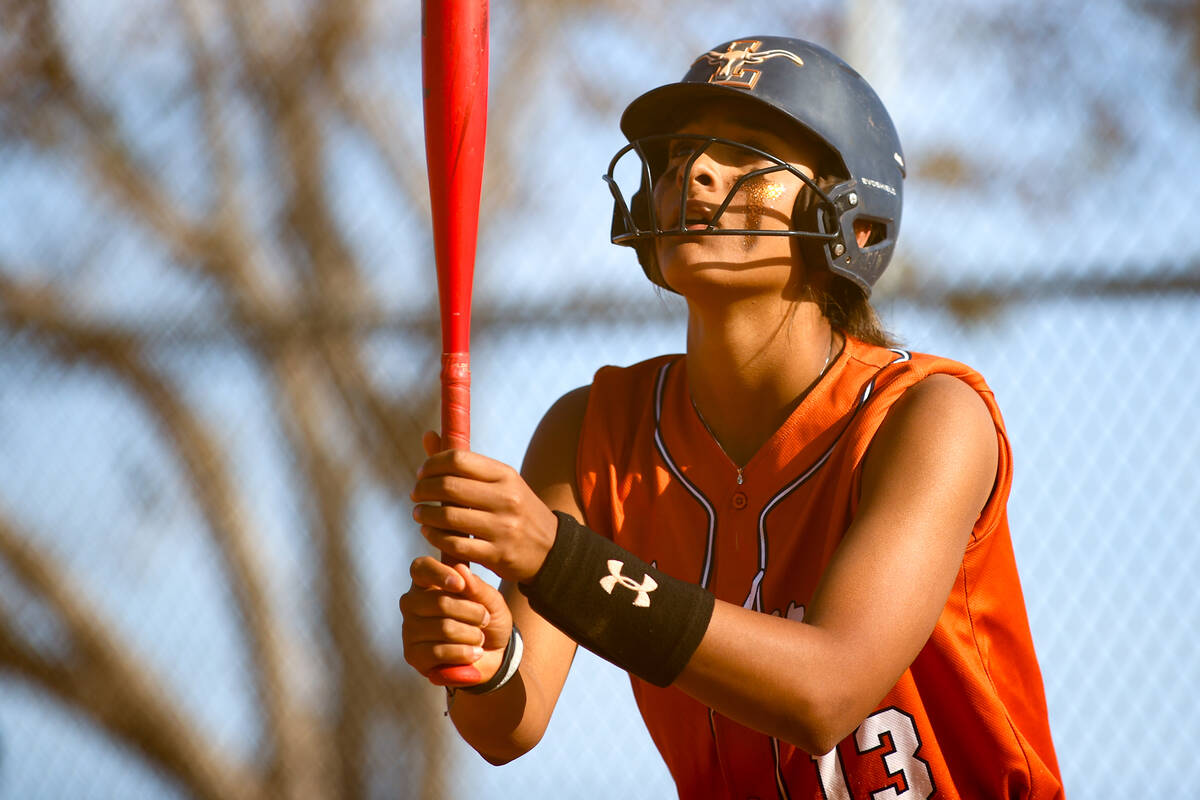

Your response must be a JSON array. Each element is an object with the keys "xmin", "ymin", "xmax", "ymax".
[{"xmin": 402, "ymin": 36, "xmax": 1063, "ymax": 799}]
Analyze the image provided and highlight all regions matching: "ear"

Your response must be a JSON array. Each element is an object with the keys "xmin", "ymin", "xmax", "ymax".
[{"xmin": 854, "ymin": 220, "xmax": 874, "ymax": 248}]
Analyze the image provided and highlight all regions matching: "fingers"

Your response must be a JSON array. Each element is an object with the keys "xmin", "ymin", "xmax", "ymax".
[
  {"xmin": 411, "ymin": 472, "xmax": 510, "ymax": 510},
  {"xmin": 452, "ymin": 562, "xmax": 495, "ymax": 605},
  {"xmin": 402, "ymin": 620, "xmax": 486, "ymax": 673},
  {"xmin": 400, "ymin": 558, "xmax": 516, "ymax": 682},
  {"xmin": 418, "ymin": 433, "xmax": 507, "ymax": 486},
  {"xmin": 411, "ymin": 501, "xmax": 506, "ymax": 540},
  {"xmin": 415, "ymin": 446, "xmax": 510, "ymax": 483},
  {"xmin": 403, "ymin": 611, "xmax": 486, "ymax": 650},
  {"xmin": 411, "ymin": 448, "xmax": 517, "ymax": 526},
  {"xmin": 404, "ymin": 633, "xmax": 484, "ymax": 673},
  {"xmin": 414, "ymin": 523, "xmax": 494, "ymax": 565},
  {"xmin": 409, "ymin": 437, "xmax": 555, "ymax": 583},
  {"xmin": 401, "ymin": 561, "xmax": 494, "ymax": 676},
  {"xmin": 408, "ymin": 555, "xmax": 466, "ymax": 592},
  {"xmin": 403, "ymin": 559, "xmax": 490, "ymax": 625},
  {"xmin": 400, "ymin": 586, "xmax": 489, "ymax": 630},
  {"xmin": 412, "ymin": 503, "xmax": 557, "ymax": 584}
]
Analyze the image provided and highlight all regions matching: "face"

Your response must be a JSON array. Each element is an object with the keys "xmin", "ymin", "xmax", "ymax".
[{"xmin": 650, "ymin": 108, "xmax": 820, "ymax": 296}]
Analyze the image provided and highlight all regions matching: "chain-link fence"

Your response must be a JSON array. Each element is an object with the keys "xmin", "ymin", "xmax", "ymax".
[{"xmin": 1, "ymin": 0, "xmax": 1197, "ymax": 797}]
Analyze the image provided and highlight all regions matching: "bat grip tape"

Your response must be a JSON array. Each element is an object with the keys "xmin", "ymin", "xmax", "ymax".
[
  {"xmin": 519, "ymin": 512, "xmax": 714, "ymax": 687},
  {"xmin": 440, "ymin": 352, "xmax": 471, "ymax": 451}
]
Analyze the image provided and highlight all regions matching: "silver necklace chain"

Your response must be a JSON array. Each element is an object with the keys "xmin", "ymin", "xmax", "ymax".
[{"xmin": 689, "ymin": 328, "xmax": 836, "ymax": 485}]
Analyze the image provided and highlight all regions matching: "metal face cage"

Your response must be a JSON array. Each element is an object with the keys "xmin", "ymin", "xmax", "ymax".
[{"xmin": 605, "ymin": 133, "xmax": 842, "ymax": 246}]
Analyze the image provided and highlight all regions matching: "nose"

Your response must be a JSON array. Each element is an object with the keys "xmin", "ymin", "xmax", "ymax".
[{"xmin": 674, "ymin": 151, "xmax": 718, "ymax": 192}]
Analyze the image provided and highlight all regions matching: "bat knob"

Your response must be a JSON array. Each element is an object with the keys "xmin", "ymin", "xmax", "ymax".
[{"xmin": 431, "ymin": 663, "xmax": 484, "ymax": 687}]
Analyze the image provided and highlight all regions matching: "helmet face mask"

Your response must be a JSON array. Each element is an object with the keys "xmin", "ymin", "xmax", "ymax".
[
  {"xmin": 607, "ymin": 37, "xmax": 905, "ymax": 296},
  {"xmin": 606, "ymin": 132, "xmax": 839, "ymax": 247}
]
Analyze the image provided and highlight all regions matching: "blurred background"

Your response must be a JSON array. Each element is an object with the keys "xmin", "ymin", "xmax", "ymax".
[{"xmin": 1, "ymin": 0, "xmax": 1197, "ymax": 797}]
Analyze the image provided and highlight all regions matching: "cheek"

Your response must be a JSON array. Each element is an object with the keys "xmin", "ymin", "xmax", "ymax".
[
  {"xmin": 650, "ymin": 177, "xmax": 678, "ymax": 220},
  {"xmin": 744, "ymin": 178, "xmax": 792, "ymax": 231}
]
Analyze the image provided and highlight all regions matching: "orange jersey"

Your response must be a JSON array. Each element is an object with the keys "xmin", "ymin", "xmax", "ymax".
[{"xmin": 576, "ymin": 338, "xmax": 1062, "ymax": 800}]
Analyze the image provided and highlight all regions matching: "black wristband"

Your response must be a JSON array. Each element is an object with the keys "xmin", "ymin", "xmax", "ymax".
[{"xmin": 519, "ymin": 512, "xmax": 714, "ymax": 687}]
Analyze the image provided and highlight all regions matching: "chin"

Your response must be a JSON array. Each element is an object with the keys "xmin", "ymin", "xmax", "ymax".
[
  {"xmin": 660, "ymin": 251, "xmax": 797, "ymax": 295},
  {"xmin": 661, "ymin": 265, "xmax": 781, "ymax": 301}
]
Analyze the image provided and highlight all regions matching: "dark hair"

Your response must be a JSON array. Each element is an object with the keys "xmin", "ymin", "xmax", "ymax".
[{"xmin": 809, "ymin": 274, "xmax": 897, "ymax": 348}]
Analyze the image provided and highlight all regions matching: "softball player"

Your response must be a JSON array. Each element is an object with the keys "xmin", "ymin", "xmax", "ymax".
[{"xmin": 402, "ymin": 36, "xmax": 1063, "ymax": 799}]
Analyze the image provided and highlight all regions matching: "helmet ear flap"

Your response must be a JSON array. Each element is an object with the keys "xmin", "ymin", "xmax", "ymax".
[
  {"xmin": 791, "ymin": 178, "xmax": 881, "ymax": 296},
  {"xmin": 792, "ymin": 179, "xmax": 834, "ymax": 284}
]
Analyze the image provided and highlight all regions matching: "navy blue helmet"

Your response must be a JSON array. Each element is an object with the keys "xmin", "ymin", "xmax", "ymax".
[{"xmin": 606, "ymin": 37, "xmax": 905, "ymax": 295}]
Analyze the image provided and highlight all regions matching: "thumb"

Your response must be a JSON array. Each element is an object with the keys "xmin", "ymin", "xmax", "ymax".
[
  {"xmin": 456, "ymin": 565, "xmax": 513, "ymax": 650},
  {"xmin": 422, "ymin": 431, "xmax": 442, "ymax": 457}
]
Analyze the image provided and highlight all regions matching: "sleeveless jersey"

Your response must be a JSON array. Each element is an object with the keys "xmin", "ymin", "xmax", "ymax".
[{"xmin": 576, "ymin": 338, "xmax": 1062, "ymax": 800}]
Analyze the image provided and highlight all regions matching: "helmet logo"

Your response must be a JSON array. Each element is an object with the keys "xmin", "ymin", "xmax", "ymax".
[{"xmin": 697, "ymin": 40, "xmax": 805, "ymax": 90}]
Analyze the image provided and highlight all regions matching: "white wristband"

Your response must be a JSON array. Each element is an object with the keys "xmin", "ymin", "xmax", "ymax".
[{"xmin": 456, "ymin": 625, "xmax": 524, "ymax": 697}]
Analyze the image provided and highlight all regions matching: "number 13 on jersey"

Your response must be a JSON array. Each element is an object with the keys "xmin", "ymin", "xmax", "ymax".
[{"xmin": 813, "ymin": 707, "xmax": 935, "ymax": 800}]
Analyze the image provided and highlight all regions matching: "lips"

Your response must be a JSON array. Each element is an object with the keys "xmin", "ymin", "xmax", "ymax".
[{"xmin": 680, "ymin": 202, "xmax": 716, "ymax": 231}]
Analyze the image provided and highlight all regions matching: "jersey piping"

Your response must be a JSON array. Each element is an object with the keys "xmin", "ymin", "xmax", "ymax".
[{"xmin": 576, "ymin": 340, "xmax": 1063, "ymax": 799}]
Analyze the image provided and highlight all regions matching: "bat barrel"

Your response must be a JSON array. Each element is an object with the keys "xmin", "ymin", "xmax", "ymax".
[{"xmin": 423, "ymin": 0, "xmax": 488, "ymax": 358}]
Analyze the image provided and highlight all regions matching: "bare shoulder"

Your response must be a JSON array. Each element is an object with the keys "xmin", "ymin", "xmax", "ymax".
[
  {"xmin": 526, "ymin": 385, "xmax": 591, "ymax": 462},
  {"xmin": 861, "ymin": 373, "xmax": 998, "ymax": 521},
  {"xmin": 536, "ymin": 385, "xmax": 591, "ymax": 434},
  {"xmin": 520, "ymin": 385, "xmax": 591, "ymax": 515},
  {"xmin": 889, "ymin": 373, "xmax": 993, "ymax": 433}
]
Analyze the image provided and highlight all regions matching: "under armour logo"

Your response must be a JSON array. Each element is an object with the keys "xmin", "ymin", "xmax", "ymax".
[
  {"xmin": 697, "ymin": 40, "xmax": 805, "ymax": 90},
  {"xmin": 599, "ymin": 560, "xmax": 658, "ymax": 607}
]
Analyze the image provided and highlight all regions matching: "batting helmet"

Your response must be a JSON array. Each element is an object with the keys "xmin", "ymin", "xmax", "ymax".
[{"xmin": 606, "ymin": 37, "xmax": 905, "ymax": 295}]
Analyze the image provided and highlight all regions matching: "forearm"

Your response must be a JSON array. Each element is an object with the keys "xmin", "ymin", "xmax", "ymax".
[
  {"xmin": 513, "ymin": 528, "xmax": 874, "ymax": 755},
  {"xmin": 449, "ymin": 586, "xmax": 577, "ymax": 764},
  {"xmin": 673, "ymin": 603, "xmax": 885, "ymax": 755},
  {"xmin": 516, "ymin": 512, "xmax": 953, "ymax": 757},
  {"xmin": 447, "ymin": 666, "xmax": 553, "ymax": 765}
]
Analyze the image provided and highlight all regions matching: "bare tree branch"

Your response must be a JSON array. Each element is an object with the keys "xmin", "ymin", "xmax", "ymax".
[
  {"xmin": 12, "ymin": 260, "xmax": 1198, "ymax": 349},
  {"xmin": 266, "ymin": 338, "xmax": 394, "ymax": 800},
  {"xmin": 0, "ymin": 273, "xmax": 312, "ymax": 797},
  {"xmin": 325, "ymin": 71, "xmax": 432, "ymax": 218},
  {"xmin": 0, "ymin": 511, "xmax": 264, "ymax": 800},
  {"xmin": 216, "ymin": 7, "xmax": 404, "ymax": 793},
  {"xmin": 17, "ymin": 2, "xmax": 215, "ymax": 269}
]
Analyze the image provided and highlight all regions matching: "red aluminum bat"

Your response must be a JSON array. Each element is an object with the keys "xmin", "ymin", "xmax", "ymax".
[{"xmin": 422, "ymin": 0, "xmax": 488, "ymax": 687}]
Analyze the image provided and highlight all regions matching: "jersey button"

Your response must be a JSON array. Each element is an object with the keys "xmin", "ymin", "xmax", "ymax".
[{"xmin": 731, "ymin": 491, "xmax": 748, "ymax": 509}]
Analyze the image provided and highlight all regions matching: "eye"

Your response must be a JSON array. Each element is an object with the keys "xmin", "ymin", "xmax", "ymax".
[
  {"xmin": 732, "ymin": 140, "xmax": 775, "ymax": 164},
  {"xmin": 666, "ymin": 140, "xmax": 696, "ymax": 161}
]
